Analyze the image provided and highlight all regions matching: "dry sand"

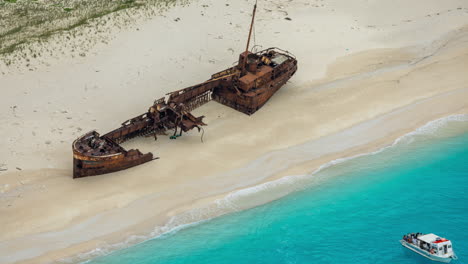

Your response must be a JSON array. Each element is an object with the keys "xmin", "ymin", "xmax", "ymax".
[{"xmin": 1, "ymin": 0, "xmax": 468, "ymax": 263}]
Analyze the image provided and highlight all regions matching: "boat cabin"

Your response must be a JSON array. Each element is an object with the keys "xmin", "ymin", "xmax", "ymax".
[
  {"xmin": 237, "ymin": 50, "xmax": 295, "ymax": 92},
  {"xmin": 418, "ymin": 234, "xmax": 454, "ymax": 257}
]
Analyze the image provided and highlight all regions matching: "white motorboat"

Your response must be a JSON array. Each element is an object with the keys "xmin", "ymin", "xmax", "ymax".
[{"xmin": 401, "ymin": 233, "xmax": 457, "ymax": 263}]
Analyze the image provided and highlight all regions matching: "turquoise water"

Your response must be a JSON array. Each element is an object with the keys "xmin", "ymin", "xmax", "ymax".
[{"xmin": 88, "ymin": 121, "xmax": 468, "ymax": 264}]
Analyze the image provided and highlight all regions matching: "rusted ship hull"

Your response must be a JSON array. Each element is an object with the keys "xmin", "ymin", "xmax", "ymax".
[
  {"xmin": 73, "ymin": 150, "xmax": 153, "ymax": 178},
  {"xmin": 72, "ymin": 48, "xmax": 297, "ymax": 178},
  {"xmin": 212, "ymin": 50, "xmax": 297, "ymax": 115},
  {"xmin": 72, "ymin": 131, "xmax": 154, "ymax": 178},
  {"xmin": 71, "ymin": 2, "xmax": 298, "ymax": 178}
]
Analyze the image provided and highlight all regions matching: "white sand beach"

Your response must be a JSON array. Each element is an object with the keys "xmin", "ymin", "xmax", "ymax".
[{"xmin": 1, "ymin": 0, "xmax": 468, "ymax": 263}]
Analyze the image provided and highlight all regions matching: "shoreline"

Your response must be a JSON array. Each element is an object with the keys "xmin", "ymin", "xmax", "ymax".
[
  {"xmin": 1, "ymin": 1, "xmax": 468, "ymax": 263},
  {"xmin": 31, "ymin": 108, "xmax": 468, "ymax": 264},
  {"xmin": 84, "ymin": 115, "xmax": 468, "ymax": 264},
  {"xmin": 82, "ymin": 112, "xmax": 468, "ymax": 263},
  {"xmin": 3, "ymin": 87, "xmax": 468, "ymax": 264}
]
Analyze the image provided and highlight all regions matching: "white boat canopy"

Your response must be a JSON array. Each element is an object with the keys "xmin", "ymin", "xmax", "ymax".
[{"xmin": 419, "ymin": 233, "xmax": 443, "ymax": 243}]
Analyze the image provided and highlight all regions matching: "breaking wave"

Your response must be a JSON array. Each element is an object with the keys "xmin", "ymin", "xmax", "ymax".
[{"xmin": 76, "ymin": 114, "xmax": 468, "ymax": 264}]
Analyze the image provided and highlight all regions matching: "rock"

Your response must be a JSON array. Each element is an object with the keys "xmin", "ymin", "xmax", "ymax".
[
  {"xmin": 285, "ymin": 17, "xmax": 292, "ymax": 21},
  {"xmin": 45, "ymin": 140, "xmax": 51, "ymax": 145}
]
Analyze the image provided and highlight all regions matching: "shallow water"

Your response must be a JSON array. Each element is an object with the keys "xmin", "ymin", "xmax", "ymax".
[{"xmin": 88, "ymin": 117, "xmax": 468, "ymax": 264}]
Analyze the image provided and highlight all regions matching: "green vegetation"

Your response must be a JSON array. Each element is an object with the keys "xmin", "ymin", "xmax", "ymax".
[{"xmin": 0, "ymin": 0, "xmax": 184, "ymax": 56}]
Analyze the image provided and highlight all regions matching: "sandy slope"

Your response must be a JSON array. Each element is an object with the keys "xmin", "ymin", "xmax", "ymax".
[{"xmin": 1, "ymin": 0, "xmax": 468, "ymax": 263}]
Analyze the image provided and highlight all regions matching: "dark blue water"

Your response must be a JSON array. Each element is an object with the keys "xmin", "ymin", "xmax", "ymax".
[{"xmin": 88, "ymin": 124, "xmax": 468, "ymax": 264}]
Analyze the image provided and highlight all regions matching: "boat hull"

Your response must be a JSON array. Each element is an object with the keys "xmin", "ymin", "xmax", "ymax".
[
  {"xmin": 71, "ymin": 49, "xmax": 297, "ymax": 178},
  {"xmin": 72, "ymin": 131, "xmax": 154, "ymax": 178},
  {"xmin": 73, "ymin": 151, "xmax": 153, "ymax": 178},
  {"xmin": 212, "ymin": 56, "xmax": 297, "ymax": 115},
  {"xmin": 400, "ymin": 240, "xmax": 453, "ymax": 263}
]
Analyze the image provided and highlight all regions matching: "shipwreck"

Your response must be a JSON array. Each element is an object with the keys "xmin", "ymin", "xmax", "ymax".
[{"xmin": 72, "ymin": 2, "xmax": 298, "ymax": 178}]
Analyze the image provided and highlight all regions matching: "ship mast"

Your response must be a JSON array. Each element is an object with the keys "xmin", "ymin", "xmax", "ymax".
[{"xmin": 241, "ymin": 0, "xmax": 257, "ymax": 75}]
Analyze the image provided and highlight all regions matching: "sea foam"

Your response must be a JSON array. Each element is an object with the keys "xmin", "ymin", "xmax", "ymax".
[{"xmin": 77, "ymin": 114, "xmax": 468, "ymax": 264}]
